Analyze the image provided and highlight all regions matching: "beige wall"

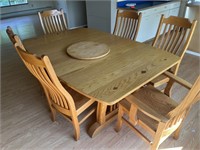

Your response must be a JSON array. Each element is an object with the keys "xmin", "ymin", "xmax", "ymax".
[{"xmin": 185, "ymin": 5, "xmax": 200, "ymax": 53}]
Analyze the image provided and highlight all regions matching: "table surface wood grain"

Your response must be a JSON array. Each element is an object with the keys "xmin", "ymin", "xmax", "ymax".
[{"xmin": 24, "ymin": 28, "xmax": 180, "ymax": 105}]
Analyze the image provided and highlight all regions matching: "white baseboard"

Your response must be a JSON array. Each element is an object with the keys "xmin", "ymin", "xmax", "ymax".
[
  {"xmin": 186, "ymin": 50, "xmax": 200, "ymax": 57},
  {"xmin": 69, "ymin": 25, "xmax": 87, "ymax": 30}
]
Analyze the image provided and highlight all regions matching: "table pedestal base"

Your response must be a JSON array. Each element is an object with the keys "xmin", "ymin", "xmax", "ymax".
[{"xmin": 88, "ymin": 108, "xmax": 118, "ymax": 137}]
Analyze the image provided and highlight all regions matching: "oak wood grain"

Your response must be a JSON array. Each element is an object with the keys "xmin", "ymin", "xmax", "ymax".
[
  {"xmin": 67, "ymin": 41, "xmax": 110, "ymax": 60},
  {"xmin": 2, "ymin": 15, "xmax": 199, "ymax": 149},
  {"xmin": 23, "ymin": 28, "xmax": 180, "ymax": 105}
]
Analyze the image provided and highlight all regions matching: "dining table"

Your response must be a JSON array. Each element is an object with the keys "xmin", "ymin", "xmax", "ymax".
[{"xmin": 23, "ymin": 28, "xmax": 180, "ymax": 137}]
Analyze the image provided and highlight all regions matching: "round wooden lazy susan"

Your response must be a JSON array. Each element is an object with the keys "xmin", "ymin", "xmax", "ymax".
[{"xmin": 66, "ymin": 41, "xmax": 110, "ymax": 60}]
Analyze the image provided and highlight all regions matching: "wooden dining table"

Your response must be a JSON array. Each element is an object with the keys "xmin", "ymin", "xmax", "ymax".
[{"xmin": 23, "ymin": 28, "xmax": 180, "ymax": 137}]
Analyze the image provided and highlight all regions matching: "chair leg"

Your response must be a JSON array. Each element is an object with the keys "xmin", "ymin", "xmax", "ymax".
[
  {"xmin": 174, "ymin": 108, "xmax": 191, "ymax": 140},
  {"xmin": 164, "ymin": 80, "xmax": 174, "ymax": 97},
  {"xmin": 115, "ymin": 105, "xmax": 124, "ymax": 132},
  {"xmin": 151, "ymin": 122, "xmax": 166, "ymax": 150},
  {"xmin": 173, "ymin": 125, "xmax": 182, "ymax": 140},
  {"xmin": 72, "ymin": 117, "xmax": 80, "ymax": 141},
  {"xmin": 50, "ymin": 107, "xmax": 56, "ymax": 122}
]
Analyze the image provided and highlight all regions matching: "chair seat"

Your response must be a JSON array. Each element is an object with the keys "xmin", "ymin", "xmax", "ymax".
[
  {"xmin": 120, "ymin": 85, "xmax": 178, "ymax": 132},
  {"xmin": 120, "ymin": 99, "xmax": 158, "ymax": 131},
  {"xmin": 150, "ymin": 74, "xmax": 170, "ymax": 87},
  {"xmin": 133, "ymin": 85, "xmax": 178, "ymax": 116}
]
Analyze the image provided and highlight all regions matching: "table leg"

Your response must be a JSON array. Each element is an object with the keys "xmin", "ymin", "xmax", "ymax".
[{"xmin": 88, "ymin": 102, "xmax": 118, "ymax": 137}]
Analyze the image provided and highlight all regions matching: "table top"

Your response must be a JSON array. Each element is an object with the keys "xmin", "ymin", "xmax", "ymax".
[{"xmin": 24, "ymin": 28, "xmax": 180, "ymax": 105}]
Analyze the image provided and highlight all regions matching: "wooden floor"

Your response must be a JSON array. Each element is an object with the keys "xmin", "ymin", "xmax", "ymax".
[{"xmin": 1, "ymin": 15, "xmax": 200, "ymax": 150}]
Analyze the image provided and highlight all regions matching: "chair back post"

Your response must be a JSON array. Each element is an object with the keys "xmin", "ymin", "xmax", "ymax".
[
  {"xmin": 133, "ymin": 12, "xmax": 142, "ymax": 41},
  {"xmin": 60, "ymin": 9, "xmax": 68, "ymax": 30},
  {"xmin": 38, "ymin": 11, "xmax": 47, "ymax": 34},
  {"xmin": 6, "ymin": 26, "xmax": 16, "ymax": 44},
  {"xmin": 113, "ymin": 9, "xmax": 120, "ymax": 36},
  {"xmin": 178, "ymin": 20, "xmax": 197, "ymax": 60}
]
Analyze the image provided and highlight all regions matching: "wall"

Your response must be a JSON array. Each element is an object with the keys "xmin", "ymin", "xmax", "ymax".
[
  {"xmin": 54, "ymin": 0, "xmax": 87, "ymax": 29},
  {"xmin": 0, "ymin": 0, "xmax": 55, "ymax": 19},
  {"xmin": 1, "ymin": 0, "xmax": 87, "ymax": 29},
  {"xmin": 185, "ymin": 4, "xmax": 200, "ymax": 53},
  {"xmin": 66, "ymin": 0, "xmax": 87, "ymax": 29},
  {"xmin": 179, "ymin": 0, "xmax": 188, "ymax": 17},
  {"xmin": 86, "ymin": 0, "xmax": 117, "ymax": 33},
  {"xmin": 111, "ymin": 0, "xmax": 117, "ymax": 33}
]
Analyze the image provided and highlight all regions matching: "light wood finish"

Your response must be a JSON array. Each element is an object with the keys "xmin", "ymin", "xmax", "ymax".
[
  {"xmin": 14, "ymin": 44, "xmax": 96, "ymax": 141},
  {"xmin": 23, "ymin": 28, "xmax": 180, "ymax": 105},
  {"xmin": 150, "ymin": 15, "xmax": 197, "ymax": 89},
  {"xmin": 6, "ymin": 26, "xmax": 15, "ymax": 44},
  {"xmin": 5, "ymin": 26, "xmax": 26, "ymax": 50},
  {"xmin": 67, "ymin": 41, "xmax": 110, "ymax": 60},
  {"xmin": 23, "ymin": 28, "xmax": 180, "ymax": 137},
  {"xmin": 2, "ymin": 15, "xmax": 199, "ymax": 150},
  {"xmin": 14, "ymin": 35, "xmax": 26, "ymax": 50},
  {"xmin": 38, "ymin": 9, "xmax": 68, "ymax": 34},
  {"xmin": 116, "ymin": 71, "xmax": 200, "ymax": 150},
  {"xmin": 113, "ymin": 9, "xmax": 142, "ymax": 41}
]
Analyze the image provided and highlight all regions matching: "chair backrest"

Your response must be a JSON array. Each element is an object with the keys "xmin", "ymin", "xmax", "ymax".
[
  {"xmin": 6, "ymin": 26, "xmax": 16, "ymax": 44},
  {"xmin": 113, "ymin": 10, "xmax": 142, "ymax": 41},
  {"xmin": 14, "ymin": 45, "xmax": 77, "ymax": 116},
  {"xmin": 152, "ymin": 15, "xmax": 197, "ymax": 59},
  {"xmin": 163, "ymin": 76, "xmax": 200, "ymax": 137},
  {"xmin": 38, "ymin": 9, "xmax": 68, "ymax": 34}
]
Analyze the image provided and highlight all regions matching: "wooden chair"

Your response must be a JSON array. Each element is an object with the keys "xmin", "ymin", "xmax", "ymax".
[
  {"xmin": 14, "ymin": 44, "xmax": 96, "ymax": 140},
  {"xmin": 6, "ymin": 26, "xmax": 16, "ymax": 44},
  {"xmin": 150, "ymin": 15, "xmax": 197, "ymax": 92},
  {"xmin": 38, "ymin": 9, "xmax": 68, "ymax": 34},
  {"xmin": 116, "ymin": 71, "xmax": 200, "ymax": 150},
  {"xmin": 113, "ymin": 9, "xmax": 142, "ymax": 41}
]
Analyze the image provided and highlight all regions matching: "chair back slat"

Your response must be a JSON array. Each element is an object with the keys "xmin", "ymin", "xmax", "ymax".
[
  {"xmin": 162, "ymin": 24, "xmax": 173, "ymax": 50},
  {"xmin": 152, "ymin": 15, "xmax": 197, "ymax": 59},
  {"xmin": 55, "ymin": 15, "xmax": 61, "ymax": 31},
  {"xmin": 113, "ymin": 10, "xmax": 142, "ymax": 41},
  {"xmin": 38, "ymin": 9, "xmax": 68, "ymax": 34},
  {"xmin": 165, "ymin": 25, "xmax": 178, "ymax": 51},
  {"xmin": 14, "ymin": 45, "xmax": 77, "ymax": 115}
]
